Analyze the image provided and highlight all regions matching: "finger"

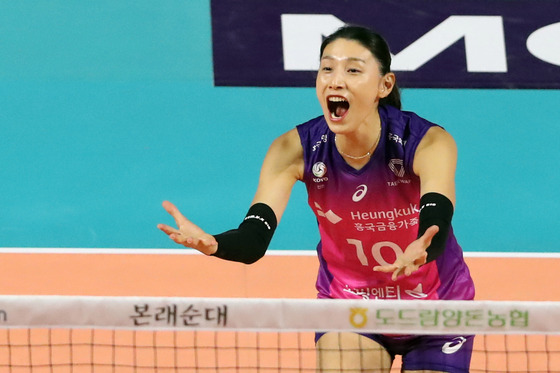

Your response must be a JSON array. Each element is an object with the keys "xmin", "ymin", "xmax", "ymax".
[
  {"xmin": 375, "ymin": 264, "xmax": 405, "ymax": 281},
  {"xmin": 414, "ymin": 252, "xmax": 428, "ymax": 266},
  {"xmin": 164, "ymin": 230, "xmax": 216, "ymax": 248},
  {"xmin": 200, "ymin": 236, "xmax": 218, "ymax": 246},
  {"xmin": 162, "ymin": 200, "xmax": 182, "ymax": 218},
  {"xmin": 419, "ymin": 225, "xmax": 439, "ymax": 246},
  {"xmin": 162, "ymin": 201, "xmax": 189, "ymax": 226},
  {"xmin": 404, "ymin": 264, "xmax": 419, "ymax": 277},
  {"xmin": 183, "ymin": 238, "xmax": 218, "ymax": 256},
  {"xmin": 373, "ymin": 264, "xmax": 397, "ymax": 273},
  {"xmin": 168, "ymin": 231, "xmax": 186, "ymax": 243},
  {"xmin": 423, "ymin": 225, "xmax": 439, "ymax": 240},
  {"xmin": 170, "ymin": 233, "xmax": 204, "ymax": 247},
  {"xmin": 157, "ymin": 223, "xmax": 180, "ymax": 236},
  {"xmin": 391, "ymin": 267, "xmax": 405, "ymax": 281}
]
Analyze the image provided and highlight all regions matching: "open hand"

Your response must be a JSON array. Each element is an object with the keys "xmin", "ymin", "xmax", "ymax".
[
  {"xmin": 157, "ymin": 201, "xmax": 218, "ymax": 255},
  {"xmin": 373, "ymin": 225, "xmax": 439, "ymax": 281}
]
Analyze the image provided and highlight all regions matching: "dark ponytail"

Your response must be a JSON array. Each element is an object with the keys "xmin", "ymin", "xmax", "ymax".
[{"xmin": 320, "ymin": 26, "xmax": 402, "ymax": 110}]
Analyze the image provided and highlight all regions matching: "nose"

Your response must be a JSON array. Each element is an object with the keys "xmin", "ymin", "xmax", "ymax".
[{"xmin": 328, "ymin": 70, "xmax": 345, "ymax": 90}]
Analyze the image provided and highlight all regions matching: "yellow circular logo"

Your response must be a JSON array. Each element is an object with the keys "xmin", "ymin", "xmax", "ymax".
[{"xmin": 349, "ymin": 307, "xmax": 368, "ymax": 328}]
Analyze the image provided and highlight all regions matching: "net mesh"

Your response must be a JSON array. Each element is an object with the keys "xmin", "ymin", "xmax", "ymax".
[{"xmin": 0, "ymin": 296, "xmax": 558, "ymax": 372}]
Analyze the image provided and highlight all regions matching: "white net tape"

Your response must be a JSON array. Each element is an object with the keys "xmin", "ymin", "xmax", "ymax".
[{"xmin": 0, "ymin": 296, "xmax": 558, "ymax": 335}]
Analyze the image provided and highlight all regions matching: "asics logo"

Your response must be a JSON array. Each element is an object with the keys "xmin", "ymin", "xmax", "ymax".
[
  {"xmin": 442, "ymin": 337, "xmax": 467, "ymax": 354},
  {"xmin": 404, "ymin": 284, "xmax": 428, "ymax": 299},
  {"xmin": 352, "ymin": 184, "xmax": 368, "ymax": 202}
]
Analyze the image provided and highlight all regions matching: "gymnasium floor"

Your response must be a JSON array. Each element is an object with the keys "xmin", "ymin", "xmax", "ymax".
[
  {"xmin": 1, "ymin": 250, "xmax": 559, "ymax": 372},
  {"xmin": 1, "ymin": 250, "xmax": 558, "ymax": 301}
]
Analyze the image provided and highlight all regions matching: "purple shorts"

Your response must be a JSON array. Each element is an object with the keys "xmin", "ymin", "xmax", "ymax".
[{"xmin": 315, "ymin": 332, "xmax": 474, "ymax": 373}]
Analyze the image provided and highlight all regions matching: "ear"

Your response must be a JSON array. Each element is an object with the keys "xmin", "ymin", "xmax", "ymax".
[{"xmin": 378, "ymin": 72, "xmax": 396, "ymax": 98}]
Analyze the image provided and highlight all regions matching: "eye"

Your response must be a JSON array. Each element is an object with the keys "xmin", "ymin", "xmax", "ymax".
[
  {"xmin": 348, "ymin": 68, "xmax": 361, "ymax": 74},
  {"xmin": 321, "ymin": 66, "xmax": 333, "ymax": 72}
]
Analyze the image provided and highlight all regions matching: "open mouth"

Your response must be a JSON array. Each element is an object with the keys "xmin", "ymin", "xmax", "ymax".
[{"xmin": 327, "ymin": 96, "xmax": 350, "ymax": 119}]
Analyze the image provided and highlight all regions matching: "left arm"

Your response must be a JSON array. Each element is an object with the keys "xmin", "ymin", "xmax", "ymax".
[
  {"xmin": 413, "ymin": 126, "xmax": 457, "ymax": 205},
  {"xmin": 374, "ymin": 126, "xmax": 457, "ymax": 280}
]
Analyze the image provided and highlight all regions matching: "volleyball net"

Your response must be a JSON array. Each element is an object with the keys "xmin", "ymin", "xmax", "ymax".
[{"xmin": 0, "ymin": 295, "xmax": 559, "ymax": 372}]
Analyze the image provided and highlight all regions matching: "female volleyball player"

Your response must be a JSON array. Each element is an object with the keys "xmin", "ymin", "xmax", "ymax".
[{"xmin": 158, "ymin": 26, "xmax": 475, "ymax": 373}]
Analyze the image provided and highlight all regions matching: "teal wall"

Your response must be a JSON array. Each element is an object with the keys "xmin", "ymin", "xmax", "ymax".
[{"xmin": 1, "ymin": 1, "xmax": 559, "ymax": 252}]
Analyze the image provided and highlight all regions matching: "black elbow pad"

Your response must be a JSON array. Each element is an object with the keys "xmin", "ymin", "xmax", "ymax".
[
  {"xmin": 417, "ymin": 192, "xmax": 454, "ymax": 262},
  {"xmin": 212, "ymin": 203, "xmax": 277, "ymax": 264}
]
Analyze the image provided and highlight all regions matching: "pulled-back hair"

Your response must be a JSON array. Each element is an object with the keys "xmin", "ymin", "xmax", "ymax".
[{"xmin": 320, "ymin": 26, "xmax": 402, "ymax": 109}]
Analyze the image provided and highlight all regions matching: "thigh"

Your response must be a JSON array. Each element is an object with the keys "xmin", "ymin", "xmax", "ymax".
[
  {"xmin": 403, "ymin": 335, "xmax": 474, "ymax": 373},
  {"xmin": 316, "ymin": 332, "xmax": 393, "ymax": 373}
]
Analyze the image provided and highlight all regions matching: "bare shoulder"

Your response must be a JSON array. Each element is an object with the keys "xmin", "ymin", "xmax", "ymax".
[
  {"xmin": 417, "ymin": 126, "xmax": 457, "ymax": 152},
  {"xmin": 270, "ymin": 128, "xmax": 303, "ymax": 152},
  {"xmin": 413, "ymin": 126, "xmax": 458, "ymax": 177}
]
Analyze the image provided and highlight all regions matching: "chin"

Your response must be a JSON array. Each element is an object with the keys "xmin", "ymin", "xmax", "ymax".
[{"xmin": 325, "ymin": 120, "xmax": 352, "ymax": 135}]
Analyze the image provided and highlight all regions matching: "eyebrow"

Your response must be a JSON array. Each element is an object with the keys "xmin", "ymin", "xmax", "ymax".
[{"xmin": 321, "ymin": 55, "xmax": 367, "ymax": 63}]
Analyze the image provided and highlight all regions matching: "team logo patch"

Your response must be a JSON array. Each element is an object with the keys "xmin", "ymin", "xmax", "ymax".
[
  {"xmin": 389, "ymin": 159, "xmax": 405, "ymax": 177},
  {"xmin": 312, "ymin": 162, "xmax": 327, "ymax": 177}
]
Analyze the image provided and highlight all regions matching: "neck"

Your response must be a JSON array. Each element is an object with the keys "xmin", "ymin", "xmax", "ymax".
[{"xmin": 335, "ymin": 120, "xmax": 382, "ymax": 160}]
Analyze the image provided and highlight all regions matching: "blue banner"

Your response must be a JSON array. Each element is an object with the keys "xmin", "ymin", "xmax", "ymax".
[{"xmin": 211, "ymin": 0, "xmax": 560, "ymax": 88}]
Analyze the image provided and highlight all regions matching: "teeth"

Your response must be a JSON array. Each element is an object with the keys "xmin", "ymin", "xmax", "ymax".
[{"xmin": 328, "ymin": 96, "xmax": 347, "ymax": 102}]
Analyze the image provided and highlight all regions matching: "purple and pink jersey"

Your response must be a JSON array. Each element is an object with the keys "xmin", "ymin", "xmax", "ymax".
[{"xmin": 297, "ymin": 105, "xmax": 475, "ymax": 301}]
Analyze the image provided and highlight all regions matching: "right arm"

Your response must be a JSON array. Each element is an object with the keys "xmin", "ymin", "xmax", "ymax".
[
  {"xmin": 157, "ymin": 128, "xmax": 304, "ymax": 259},
  {"xmin": 250, "ymin": 128, "xmax": 304, "ymax": 223}
]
